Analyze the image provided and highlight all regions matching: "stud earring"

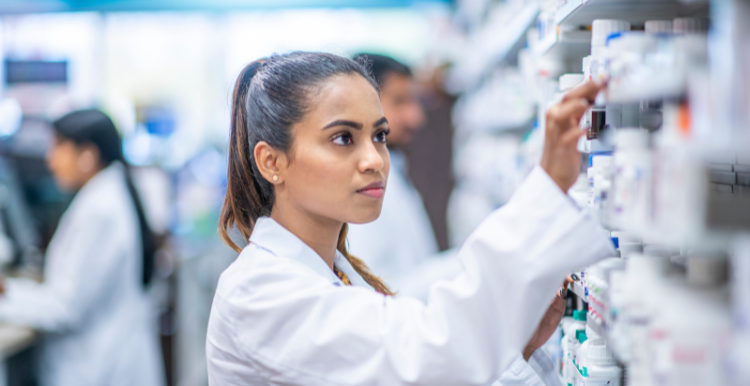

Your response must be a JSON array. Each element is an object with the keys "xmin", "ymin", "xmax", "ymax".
[{"xmin": 272, "ymin": 175, "xmax": 279, "ymax": 182}]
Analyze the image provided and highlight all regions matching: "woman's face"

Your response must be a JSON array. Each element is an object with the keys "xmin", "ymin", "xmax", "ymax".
[
  {"xmin": 46, "ymin": 134, "xmax": 100, "ymax": 191},
  {"xmin": 277, "ymin": 74, "xmax": 390, "ymax": 225}
]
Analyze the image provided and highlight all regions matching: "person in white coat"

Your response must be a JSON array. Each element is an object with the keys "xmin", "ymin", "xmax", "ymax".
[
  {"xmin": 347, "ymin": 55, "xmax": 564, "ymax": 386},
  {"xmin": 0, "ymin": 109, "xmax": 165, "ymax": 386},
  {"xmin": 208, "ymin": 52, "xmax": 611, "ymax": 386},
  {"xmin": 346, "ymin": 54, "xmax": 440, "ymax": 291}
]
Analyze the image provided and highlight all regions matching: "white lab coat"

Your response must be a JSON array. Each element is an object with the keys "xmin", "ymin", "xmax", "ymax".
[
  {"xmin": 347, "ymin": 150, "xmax": 439, "ymax": 289},
  {"xmin": 0, "ymin": 163, "xmax": 164, "ymax": 386},
  {"xmin": 206, "ymin": 166, "xmax": 614, "ymax": 385}
]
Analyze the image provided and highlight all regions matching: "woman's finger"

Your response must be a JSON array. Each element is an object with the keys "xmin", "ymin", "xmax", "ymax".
[
  {"xmin": 562, "ymin": 125, "xmax": 585, "ymax": 146},
  {"xmin": 557, "ymin": 275, "xmax": 576, "ymax": 299},
  {"xmin": 562, "ymin": 80, "xmax": 604, "ymax": 104},
  {"xmin": 547, "ymin": 98, "xmax": 590, "ymax": 136}
]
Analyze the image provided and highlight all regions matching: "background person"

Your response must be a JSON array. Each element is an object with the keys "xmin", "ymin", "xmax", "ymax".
[
  {"xmin": 0, "ymin": 110, "xmax": 165, "ymax": 386},
  {"xmin": 347, "ymin": 53, "xmax": 441, "ymax": 292}
]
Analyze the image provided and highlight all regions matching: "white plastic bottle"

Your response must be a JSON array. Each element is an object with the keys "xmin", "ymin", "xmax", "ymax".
[
  {"xmin": 591, "ymin": 19, "xmax": 631, "ymax": 81},
  {"xmin": 623, "ymin": 253, "xmax": 669, "ymax": 386},
  {"xmin": 588, "ymin": 258, "xmax": 626, "ymax": 332},
  {"xmin": 564, "ymin": 310, "xmax": 588, "ymax": 385},
  {"xmin": 583, "ymin": 338, "xmax": 622, "ymax": 386},
  {"xmin": 607, "ymin": 269, "xmax": 629, "ymax": 362},
  {"xmin": 574, "ymin": 327, "xmax": 593, "ymax": 385},
  {"xmin": 658, "ymin": 255, "xmax": 731, "ymax": 386},
  {"xmin": 588, "ymin": 154, "xmax": 614, "ymax": 224},
  {"xmin": 591, "ymin": 19, "xmax": 629, "ymax": 140},
  {"xmin": 611, "ymin": 128, "xmax": 651, "ymax": 229},
  {"xmin": 575, "ymin": 325, "xmax": 609, "ymax": 385}
]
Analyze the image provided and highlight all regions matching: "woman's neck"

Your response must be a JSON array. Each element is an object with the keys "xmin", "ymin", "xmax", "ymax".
[{"xmin": 270, "ymin": 203, "xmax": 342, "ymax": 270}]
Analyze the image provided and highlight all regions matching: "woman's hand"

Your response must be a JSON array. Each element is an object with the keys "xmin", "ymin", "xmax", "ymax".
[
  {"xmin": 540, "ymin": 81, "xmax": 604, "ymax": 192},
  {"xmin": 522, "ymin": 275, "xmax": 575, "ymax": 361}
]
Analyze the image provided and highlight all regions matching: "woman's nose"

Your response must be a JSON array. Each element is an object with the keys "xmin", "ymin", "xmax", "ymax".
[{"xmin": 358, "ymin": 141, "xmax": 385, "ymax": 173}]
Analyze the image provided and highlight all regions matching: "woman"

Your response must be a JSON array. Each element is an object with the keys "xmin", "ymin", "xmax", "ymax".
[
  {"xmin": 0, "ymin": 110, "xmax": 165, "ymax": 386},
  {"xmin": 208, "ymin": 52, "xmax": 613, "ymax": 385}
]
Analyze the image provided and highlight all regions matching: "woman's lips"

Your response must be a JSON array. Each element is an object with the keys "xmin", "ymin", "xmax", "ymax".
[{"xmin": 357, "ymin": 182, "xmax": 385, "ymax": 199}]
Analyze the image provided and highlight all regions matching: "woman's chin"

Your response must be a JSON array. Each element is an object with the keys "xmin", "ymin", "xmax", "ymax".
[{"xmin": 346, "ymin": 207, "xmax": 383, "ymax": 225}]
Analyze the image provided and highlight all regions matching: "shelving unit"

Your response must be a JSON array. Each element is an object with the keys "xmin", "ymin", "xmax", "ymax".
[
  {"xmin": 556, "ymin": 0, "xmax": 708, "ymax": 27},
  {"xmin": 447, "ymin": 2, "xmax": 538, "ymax": 92},
  {"xmin": 450, "ymin": 0, "xmax": 750, "ymax": 384},
  {"xmin": 533, "ymin": 29, "xmax": 590, "ymax": 59}
]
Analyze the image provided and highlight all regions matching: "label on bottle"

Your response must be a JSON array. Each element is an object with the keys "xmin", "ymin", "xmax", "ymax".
[{"xmin": 589, "ymin": 109, "xmax": 606, "ymax": 140}]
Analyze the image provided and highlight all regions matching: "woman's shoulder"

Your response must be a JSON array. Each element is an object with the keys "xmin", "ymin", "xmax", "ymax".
[{"xmin": 213, "ymin": 243, "xmax": 335, "ymax": 309}]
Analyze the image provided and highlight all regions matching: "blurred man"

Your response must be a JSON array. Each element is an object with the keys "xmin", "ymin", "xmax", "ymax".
[
  {"xmin": 349, "ymin": 54, "xmax": 566, "ymax": 386},
  {"xmin": 347, "ymin": 54, "xmax": 439, "ymax": 292}
]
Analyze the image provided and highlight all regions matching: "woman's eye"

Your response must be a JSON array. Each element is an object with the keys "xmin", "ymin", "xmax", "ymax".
[
  {"xmin": 374, "ymin": 129, "xmax": 389, "ymax": 143},
  {"xmin": 332, "ymin": 133, "xmax": 353, "ymax": 146}
]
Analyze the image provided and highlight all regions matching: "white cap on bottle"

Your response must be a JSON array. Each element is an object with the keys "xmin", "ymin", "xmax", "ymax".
[
  {"xmin": 587, "ymin": 339, "xmax": 617, "ymax": 366},
  {"xmin": 559, "ymin": 73, "xmax": 585, "ymax": 92},
  {"xmin": 582, "ymin": 56, "xmax": 592, "ymax": 80},
  {"xmin": 673, "ymin": 17, "xmax": 709, "ymax": 34},
  {"xmin": 592, "ymin": 19, "xmax": 631, "ymax": 53},
  {"xmin": 645, "ymin": 20, "xmax": 673, "ymax": 34}
]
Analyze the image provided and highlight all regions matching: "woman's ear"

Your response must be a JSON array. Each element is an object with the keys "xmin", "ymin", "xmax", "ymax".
[
  {"xmin": 253, "ymin": 141, "xmax": 287, "ymax": 184},
  {"xmin": 77, "ymin": 144, "xmax": 102, "ymax": 173}
]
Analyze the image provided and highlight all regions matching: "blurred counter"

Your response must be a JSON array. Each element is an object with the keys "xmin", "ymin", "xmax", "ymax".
[{"xmin": 0, "ymin": 324, "xmax": 34, "ymax": 360}]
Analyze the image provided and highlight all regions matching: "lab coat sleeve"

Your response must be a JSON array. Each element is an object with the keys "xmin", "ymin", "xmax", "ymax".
[
  {"xmin": 527, "ymin": 349, "xmax": 563, "ymax": 386},
  {"xmin": 209, "ymin": 166, "xmax": 614, "ymax": 386},
  {"xmin": 492, "ymin": 354, "xmax": 545, "ymax": 386},
  {"xmin": 0, "ymin": 212, "xmax": 124, "ymax": 332},
  {"xmin": 492, "ymin": 349, "xmax": 561, "ymax": 386}
]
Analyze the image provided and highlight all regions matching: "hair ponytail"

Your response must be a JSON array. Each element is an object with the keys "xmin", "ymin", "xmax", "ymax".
[
  {"xmin": 337, "ymin": 224, "xmax": 393, "ymax": 295},
  {"xmin": 219, "ymin": 60, "xmax": 269, "ymax": 252},
  {"xmin": 219, "ymin": 52, "xmax": 393, "ymax": 295},
  {"xmin": 122, "ymin": 167, "xmax": 157, "ymax": 286}
]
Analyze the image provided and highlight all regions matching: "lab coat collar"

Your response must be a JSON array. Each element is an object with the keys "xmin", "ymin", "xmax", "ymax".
[
  {"xmin": 249, "ymin": 217, "xmax": 371, "ymax": 289},
  {"xmin": 75, "ymin": 161, "xmax": 124, "ymax": 202}
]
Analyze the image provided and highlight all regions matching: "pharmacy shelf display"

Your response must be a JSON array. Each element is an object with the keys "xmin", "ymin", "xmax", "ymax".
[{"xmin": 450, "ymin": 0, "xmax": 750, "ymax": 385}]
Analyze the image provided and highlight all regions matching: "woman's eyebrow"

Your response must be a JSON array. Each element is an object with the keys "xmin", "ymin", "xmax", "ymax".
[
  {"xmin": 323, "ymin": 120, "xmax": 363, "ymax": 130},
  {"xmin": 373, "ymin": 117, "xmax": 388, "ymax": 127}
]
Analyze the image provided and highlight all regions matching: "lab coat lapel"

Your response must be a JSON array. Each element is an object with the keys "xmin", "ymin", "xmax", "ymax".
[{"xmin": 249, "ymin": 217, "xmax": 371, "ymax": 289}]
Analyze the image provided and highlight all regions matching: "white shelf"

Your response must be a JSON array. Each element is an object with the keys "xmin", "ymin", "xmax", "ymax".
[
  {"xmin": 556, "ymin": 0, "xmax": 708, "ymax": 27},
  {"xmin": 447, "ymin": 3, "xmax": 538, "ymax": 92},
  {"xmin": 534, "ymin": 29, "xmax": 591, "ymax": 59},
  {"xmin": 555, "ymin": 0, "xmax": 585, "ymax": 26}
]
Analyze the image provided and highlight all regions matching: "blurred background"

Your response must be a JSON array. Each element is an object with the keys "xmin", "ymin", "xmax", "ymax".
[
  {"xmin": 0, "ymin": 2, "xmax": 460, "ymax": 386},
  {"xmin": 0, "ymin": 0, "xmax": 747, "ymax": 385}
]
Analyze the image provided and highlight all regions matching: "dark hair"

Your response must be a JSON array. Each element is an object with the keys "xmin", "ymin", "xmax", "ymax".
[
  {"xmin": 52, "ymin": 109, "xmax": 157, "ymax": 287},
  {"xmin": 218, "ymin": 52, "xmax": 393, "ymax": 295},
  {"xmin": 352, "ymin": 53, "xmax": 412, "ymax": 89}
]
